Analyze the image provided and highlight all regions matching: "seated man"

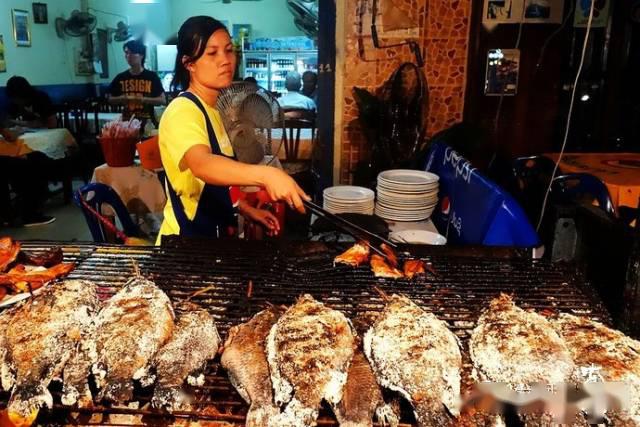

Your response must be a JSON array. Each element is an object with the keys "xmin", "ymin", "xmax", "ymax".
[
  {"xmin": 0, "ymin": 127, "xmax": 54, "ymax": 226},
  {"xmin": 301, "ymin": 70, "xmax": 318, "ymax": 105},
  {"xmin": 5, "ymin": 76, "xmax": 56, "ymax": 129},
  {"xmin": 277, "ymin": 71, "xmax": 316, "ymax": 112}
]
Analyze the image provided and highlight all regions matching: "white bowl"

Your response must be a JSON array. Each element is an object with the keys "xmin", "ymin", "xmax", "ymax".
[{"xmin": 388, "ymin": 229, "xmax": 447, "ymax": 245}]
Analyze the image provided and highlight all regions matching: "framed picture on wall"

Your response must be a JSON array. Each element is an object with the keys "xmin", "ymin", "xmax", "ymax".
[
  {"xmin": 12, "ymin": 9, "xmax": 31, "ymax": 47},
  {"xmin": 0, "ymin": 36, "xmax": 6, "ymax": 72},
  {"xmin": 483, "ymin": 0, "xmax": 523, "ymax": 24},
  {"xmin": 32, "ymin": 3, "xmax": 47, "ymax": 24},
  {"xmin": 485, "ymin": 49, "xmax": 520, "ymax": 96},
  {"xmin": 574, "ymin": 0, "xmax": 610, "ymax": 27},
  {"xmin": 523, "ymin": 0, "xmax": 564, "ymax": 23}
]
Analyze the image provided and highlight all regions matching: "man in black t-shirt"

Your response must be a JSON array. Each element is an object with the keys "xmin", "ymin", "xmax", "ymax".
[
  {"xmin": 5, "ymin": 75, "xmax": 56, "ymax": 129},
  {"xmin": 108, "ymin": 40, "xmax": 165, "ymax": 124}
]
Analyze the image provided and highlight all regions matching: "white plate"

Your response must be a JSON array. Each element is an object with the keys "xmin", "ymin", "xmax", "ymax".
[
  {"xmin": 378, "ymin": 169, "xmax": 439, "ymax": 186},
  {"xmin": 389, "ymin": 229, "xmax": 447, "ymax": 245},
  {"xmin": 377, "ymin": 184, "xmax": 439, "ymax": 194},
  {"xmin": 377, "ymin": 187, "xmax": 439, "ymax": 198},
  {"xmin": 324, "ymin": 186, "xmax": 374, "ymax": 201}
]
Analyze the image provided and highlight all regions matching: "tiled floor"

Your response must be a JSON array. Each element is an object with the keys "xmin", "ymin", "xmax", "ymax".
[{"xmin": 0, "ymin": 180, "xmax": 93, "ymax": 242}]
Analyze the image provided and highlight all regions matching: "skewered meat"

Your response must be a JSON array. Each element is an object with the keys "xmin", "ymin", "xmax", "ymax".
[
  {"xmin": 149, "ymin": 303, "xmax": 220, "ymax": 412},
  {"xmin": 92, "ymin": 276, "xmax": 174, "ymax": 404},
  {"xmin": 0, "ymin": 237, "xmax": 20, "ymax": 273},
  {"xmin": 553, "ymin": 313, "xmax": 640, "ymax": 424},
  {"xmin": 3, "ymin": 280, "xmax": 100, "ymax": 426},
  {"xmin": 335, "ymin": 242, "xmax": 370, "ymax": 267},
  {"xmin": 364, "ymin": 294, "xmax": 462, "ymax": 426},
  {"xmin": 469, "ymin": 294, "xmax": 575, "ymax": 386},
  {"xmin": 403, "ymin": 260, "xmax": 425, "ymax": 279},
  {"xmin": 334, "ymin": 345, "xmax": 399, "ymax": 427},
  {"xmin": 370, "ymin": 255, "xmax": 403, "ymax": 279},
  {"xmin": 0, "ymin": 262, "xmax": 75, "ymax": 291},
  {"xmin": 221, "ymin": 306, "xmax": 284, "ymax": 426},
  {"xmin": 267, "ymin": 294, "xmax": 355, "ymax": 426}
]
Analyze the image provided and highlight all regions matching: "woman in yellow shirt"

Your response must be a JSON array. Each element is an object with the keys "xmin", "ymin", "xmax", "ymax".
[{"xmin": 158, "ymin": 16, "xmax": 308, "ymax": 241}]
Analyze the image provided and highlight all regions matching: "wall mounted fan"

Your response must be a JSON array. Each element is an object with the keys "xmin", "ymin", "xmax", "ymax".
[
  {"xmin": 55, "ymin": 10, "xmax": 97, "ymax": 38},
  {"xmin": 216, "ymin": 82, "xmax": 285, "ymax": 164},
  {"xmin": 287, "ymin": 0, "xmax": 318, "ymax": 38}
]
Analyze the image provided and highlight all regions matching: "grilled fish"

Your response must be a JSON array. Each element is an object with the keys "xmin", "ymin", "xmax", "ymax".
[
  {"xmin": 370, "ymin": 255, "xmax": 403, "ymax": 279},
  {"xmin": 149, "ymin": 303, "xmax": 220, "ymax": 412},
  {"xmin": 552, "ymin": 313, "xmax": 640, "ymax": 424},
  {"xmin": 267, "ymin": 294, "xmax": 355, "ymax": 426},
  {"xmin": 0, "ymin": 237, "xmax": 20, "ymax": 273},
  {"xmin": 335, "ymin": 242, "xmax": 370, "ymax": 267},
  {"xmin": 3, "ymin": 280, "xmax": 100, "ymax": 426},
  {"xmin": 364, "ymin": 294, "xmax": 462, "ymax": 426},
  {"xmin": 92, "ymin": 276, "xmax": 174, "ymax": 403},
  {"xmin": 334, "ymin": 345, "xmax": 399, "ymax": 427},
  {"xmin": 469, "ymin": 294, "xmax": 575, "ymax": 386},
  {"xmin": 221, "ymin": 306, "xmax": 284, "ymax": 426}
]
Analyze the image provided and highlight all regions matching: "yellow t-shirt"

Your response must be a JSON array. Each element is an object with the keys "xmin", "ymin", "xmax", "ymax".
[{"xmin": 156, "ymin": 93, "xmax": 234, "ymax": 243}]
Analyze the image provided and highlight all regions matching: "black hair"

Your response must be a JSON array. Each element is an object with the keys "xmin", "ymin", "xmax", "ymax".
[
  {"xmin": 123, "ymin": 39, "xmax": 147, "ymax": 66},
  {"xmin": 172, "ymin": 16, "xmax": 229, "ymax": 92},
  {"xmin": 243, "ymin": 76, "xmax": 258, "ymax": 84},
  {"xmin": 6, "ymin": 76, "xmax": 35, "ymax": 99}
]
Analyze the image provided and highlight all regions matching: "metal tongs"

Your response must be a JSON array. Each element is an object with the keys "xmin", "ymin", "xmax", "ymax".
[{"xmin": 303, "ymin": 200, "xmax": 397, "ymax": 259}]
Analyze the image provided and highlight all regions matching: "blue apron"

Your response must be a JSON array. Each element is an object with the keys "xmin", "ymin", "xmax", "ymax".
[{"xmin": 164, "ymin": 92, "xmax": 237, "ymax": 238}]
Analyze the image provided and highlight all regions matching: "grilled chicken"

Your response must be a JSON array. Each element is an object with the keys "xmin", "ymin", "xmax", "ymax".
[
  {"xmin": 0, "ymin": 237, "xmax": 20, "ymax": 273},
  {"xmin": 470, "ymin": 294, "xmax": 575, "ymax": 386},
  {"xmin": 552, "ymin": 313, "xmax": 640, "ymax": 424},
  {"xmin": 403, "ymin": 260, "xmax": 425, "ymax": 279},
  {"xmin": 0, "ymin": 262, "xmax": 75, "ymax": 292},
  {"xmin": 92, "ymin": 276, "xmax": 174, "ymax": 404},
  {"xmin": 335, "ymin": 242, "xmax": 370, "ymax": 267},
  {"xmin": 364, "ymin": 294, "xmax": 462, "ymax": 426},
  {"xmin": 370, "ymin": 255, "xmax": 403, "ymax": 279},
  {"xmin": 3, "ymin": 280, "xmax": 100, "ymax": 426},
  {"xmin": 149, "ymin": 303, "xmax": 220, "ymax": 412},
  {"xmin": 267, "ymin": 294, "xmax": 355, "ymax": 426},
  {"xmin": 221, "ymin": 306, "xmax": 284, "ymax": 426}
]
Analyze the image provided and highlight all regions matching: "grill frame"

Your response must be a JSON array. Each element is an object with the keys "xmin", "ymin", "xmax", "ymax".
[{"xmin": 7, "ymin": 240, "xmax": 610, "ymax": 426}]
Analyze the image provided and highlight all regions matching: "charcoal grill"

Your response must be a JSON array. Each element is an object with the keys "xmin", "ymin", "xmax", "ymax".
[{"xmin": 6, "ymin": 239, "xmax": 610, "ymax": 426}]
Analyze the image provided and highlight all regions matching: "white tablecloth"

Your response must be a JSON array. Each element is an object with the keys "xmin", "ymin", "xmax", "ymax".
[
  {"xmin": 18, "ymin": 128, "xmax": 77, "ymax": 160},
  {"xmin": 91, "ymin": 164, "xmax": 166, "ymax": 235}
]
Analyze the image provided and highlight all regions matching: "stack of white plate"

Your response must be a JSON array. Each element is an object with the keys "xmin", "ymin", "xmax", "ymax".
[
  {"xmin": 323, "ymin": 186, "xmax": 375, "ymax": 215},
  {"xmin": 375, "ymin": 169, "xmax": 439, "ymax": 221}
]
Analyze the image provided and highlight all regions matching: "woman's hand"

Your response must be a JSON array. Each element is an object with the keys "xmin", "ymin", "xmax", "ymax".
[
  {"xmin": 239, "ymin": 201, "xmax": 280, "ymax": 236},
  {"xmin": 259, "ymin": 167, "xmax": 309, "ymax": 213}
]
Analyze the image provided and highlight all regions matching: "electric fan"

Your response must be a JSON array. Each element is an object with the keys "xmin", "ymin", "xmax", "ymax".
[{"xmin": 216, "ymin": 82, "xmax": 285, "ymax": 164}]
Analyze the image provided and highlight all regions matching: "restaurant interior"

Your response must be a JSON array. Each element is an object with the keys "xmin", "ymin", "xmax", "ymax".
[{"xmin": 0, "ymin": 0, "xmax": 640, "ymax": 425}]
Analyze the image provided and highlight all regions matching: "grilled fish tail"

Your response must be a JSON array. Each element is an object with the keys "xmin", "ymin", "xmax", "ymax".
[
  {"xmin": 246, "ymin": 403, "xmax": 280, "ymax": 427},
  {"xmin": 152, "ymin": 385, "xmax": 190, "ymax": 412},
  {"xmin": 7, "ymin": 383, "xmax": 53, "ymax": 426},
  {"xmin": 98, "ymin": 379, "xmax": 134, "ymax": 403}
]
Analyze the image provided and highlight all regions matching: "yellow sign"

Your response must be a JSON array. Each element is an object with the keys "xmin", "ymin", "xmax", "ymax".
[{"xmin": 0, "ymin": 35, "xmax": 6, "ymax": 72}]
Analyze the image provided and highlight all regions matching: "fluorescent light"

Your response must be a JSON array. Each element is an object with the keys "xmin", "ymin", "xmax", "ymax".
[{"xmin": 130, "ymin": 0, "xmax": 156, "ymax": 4}]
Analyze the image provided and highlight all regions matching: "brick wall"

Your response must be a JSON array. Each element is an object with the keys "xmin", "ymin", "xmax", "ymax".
[{"xmin": 339, "ymin": 0, "xmax": 471, "ymax": 183}]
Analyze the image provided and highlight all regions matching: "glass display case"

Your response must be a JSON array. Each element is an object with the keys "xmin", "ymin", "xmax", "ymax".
[{"xmin": 241, "ymin": 50, "xmax": 318, "ymax": 94}]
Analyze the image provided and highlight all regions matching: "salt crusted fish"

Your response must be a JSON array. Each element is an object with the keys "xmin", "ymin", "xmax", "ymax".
[
  {"xmin": 267, "ymin": 294, "xmax": 355, "ymax": 426},
  {"xmin": 469, "ymin": 294, "xmax": 575, "ymax": 385},
  {"xmin": 552, "ymin": 313, "xmax": 640, "ymax": 425},
  {"xmin": 364, "ymin": 294, "xmax": 461, "ymax": 426},
  {"xmin": 469, "ymin": 294, "xmax": 576, "ymax": 426},
  {"xmin": 149, "ymin": 303, "xmax": 220, "ymax": 412},
  {"xmin": 4, "ymin": 280, "xmax": 100, "ymax": 426},
  {"xmin": 221, "ymin": 306, "xmax": 284, "ymax": 426},
  {"xmin": 92, "ymin": 276, "xmax": 174, "ymax": 403}
]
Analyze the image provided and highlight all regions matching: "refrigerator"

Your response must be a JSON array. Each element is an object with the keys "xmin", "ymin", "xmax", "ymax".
[{"xmin": 242, "ymin": 50, "xmax": 318, "ymax": 93}]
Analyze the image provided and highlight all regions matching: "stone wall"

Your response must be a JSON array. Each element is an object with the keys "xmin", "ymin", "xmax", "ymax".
[{"xmin": 339, "ymin": 0, "xmax": 471, "ymax": 183}]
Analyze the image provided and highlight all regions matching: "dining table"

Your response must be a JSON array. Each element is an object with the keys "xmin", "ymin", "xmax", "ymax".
[
  {"xmin": 0, "ymin": 128, "xmax": 77, "ymax": 159},
  {"xmin": 546, "ymin": 152, "xmax": 640, "ymax": 209}
]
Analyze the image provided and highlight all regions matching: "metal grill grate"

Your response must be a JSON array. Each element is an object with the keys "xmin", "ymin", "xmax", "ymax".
[{"xmin": 11, "ymin": 240, "xmax": 610, "ymax": 426}]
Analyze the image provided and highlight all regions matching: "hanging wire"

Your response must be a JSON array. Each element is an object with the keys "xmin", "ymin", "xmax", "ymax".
[
  {"xmin": 535, "ymin": 1, "xmax": 577, "ymax": 72},
  {"xmin": 535, "ymin": 0, "xmax": 597, "ymax": 232}
]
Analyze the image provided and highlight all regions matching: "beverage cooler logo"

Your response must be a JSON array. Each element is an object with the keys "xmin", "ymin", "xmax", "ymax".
[
  {"xmin": 443, "ymin": 147, "xmax": 476, "ymax": 184},
  {"xmin": 439, "ymin": 197, "xmax": 462, "ymax": 237}
]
